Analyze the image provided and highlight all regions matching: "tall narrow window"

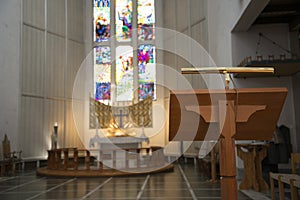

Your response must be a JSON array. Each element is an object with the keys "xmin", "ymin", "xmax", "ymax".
[
  {"xmin": 116, "ymin": 0, "xmax": 133, "ymax": 42},
  {"xmin": 94, "ymin": 0, "xmax": 111, "ymax": 42},
  {"xmin": 116, "ymin": 46, "xmax": 134, "ymax": 101},
  {"xmin": 138, "ymin": 0, "xmax": 155, "ymax": 40},
  {"xmin": 93, "ymin": 0, "xmax": 156, "ymax": 102},
  {"xmin": 94, "ymin": 46, "xmax": 111, "ymax": 100},
  {"xmin": 138, "ymin": 44, "xmax": 155, "ymax": 100}
]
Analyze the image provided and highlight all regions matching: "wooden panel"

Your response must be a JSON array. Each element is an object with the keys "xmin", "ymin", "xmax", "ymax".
[
  {"xmin": 44, "ymin": 99, "xmax": 65, "ymax": 148},
  {"xmin": 65, "ymin": 101, "xmax": 84, "ymax": 148},
  {"xmin": 67, "ymin": 0, "xmax": 84, "ymax": 42},
  {"xmin": 23, "ymin": 0, "xmax": 45, "ymax": 28},
  {"xmin": 190, "ymin": 0, "xmax": 204, "ymax": 26},
  {"xmin": 47, "ymin": 0, "xmax": 66, "ymax": 36},
  {"xmin": 20, "ymin": 96, "xmax": 45, "ymax": 157},
  {"xmin": 46, "ymin": 33, "xmax": 65, "ymax": 98},
  {"xmin": 66, "ymin": 41, "xmax": 84, "ymax": 98},
  {"xmin": 176, "ymin": 0, "xmax": 188, "ymax": 32},
  {"xmin": 163, "ymin": 0, "xmax": 176, "ymax": 30},
  {"xmin": 169, "ymin": 88, "xmax": 288, "ymax": 141},
  {"xmin": 22, "ymin": 25, "xmax": 45, "ymax": 95}
]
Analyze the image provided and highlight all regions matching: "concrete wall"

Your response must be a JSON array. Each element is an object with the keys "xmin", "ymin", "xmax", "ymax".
[
  {"xmin": 206, "ymin": 0, "xmax": 299, "ymax": 170},
  {"xmin": 207, "ymin": 0, "xmax": 251, "ymax": 66},
  {"xmin": 0, "ymin": 0, "xmax": 21, "ymax": 156},
  {"xmin": 292, "ymin": 73, "xmax": 300, "ymax": 152},
  {"xmin": 232, "ymin": 24, "xmax": 291, "ymax": 64},
  {"xmin": 231, "ymin": 24, "xmax": 298, "ymax": 152},
  {"xmin": 20, "ymin": 0, "xmax": 85, "ymax": 158}
]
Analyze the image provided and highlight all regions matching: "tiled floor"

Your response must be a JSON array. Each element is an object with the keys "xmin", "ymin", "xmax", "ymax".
[{"xmin": 0, "ymin": 163, "xmax": 267, "ymax": 200}]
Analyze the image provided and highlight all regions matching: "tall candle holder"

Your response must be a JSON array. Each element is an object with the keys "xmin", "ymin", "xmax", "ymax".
[{"xmin": 52, "ymin": 122, "xmax": 58, "ymax": 149}]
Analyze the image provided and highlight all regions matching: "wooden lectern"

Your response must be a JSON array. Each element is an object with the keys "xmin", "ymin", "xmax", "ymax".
[{"xmin": 169, "ymin": 88, "xmax": 287, "ymax": 200}]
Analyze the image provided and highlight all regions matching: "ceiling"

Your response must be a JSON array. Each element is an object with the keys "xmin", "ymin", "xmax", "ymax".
[
  {"xmin": 253, "ymin": 0, "xmax": 300, "ymax": 31},
  {"xmin": 234, "ymin": 0, "xmax": 300, "ymax": 78}
]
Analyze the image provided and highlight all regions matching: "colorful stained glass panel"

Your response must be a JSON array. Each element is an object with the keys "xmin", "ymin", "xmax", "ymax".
[
  {"xmin": 95, "ymin": 46, "xmax": 111, "ymax": 64},
  {"xmin": 94, "ymin": 64, "xmax": 111, "ymax": 83},
  {"xmin": 116, "ymin": 0, "xmax": 132, "ymax": 42},
  {"xmin": 95, "ymin": 82, "xmax": 111, "ymax": 100},
  {"xmin": 94, "ymin": 0, "xmax": 110, "ymax": 42},
  {"xmin": 138, "ymin": 0, "xmax": 155, "ymax": 40},
  {"xmin": 138, "ymin": 45, "xmax": 156, "ymax": 100},
  {"xmin": 94, "ymin": 46, "xmax": 111, "ymax": 100},
  {"xmin": 116, "ymin": 46, "xmax": 134, "ymax": 101}
]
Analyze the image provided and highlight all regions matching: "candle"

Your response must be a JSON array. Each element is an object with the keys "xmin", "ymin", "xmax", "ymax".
[{"xmin": 54, "ymin": 122, "xmax": 58, "ymax": 127}]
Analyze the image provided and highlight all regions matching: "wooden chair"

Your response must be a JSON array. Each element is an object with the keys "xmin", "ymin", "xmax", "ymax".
[
  {"xmin": 1, "ymin": 134, "xmax": 22, "ymax": 175},
  {"xmin": 270, "ymin": 153, "xmax": 300, "ymax": 200}
]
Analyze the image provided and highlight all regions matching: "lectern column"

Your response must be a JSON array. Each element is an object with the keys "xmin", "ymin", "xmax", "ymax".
[{"xmin": 218, "ymin": 100, "xmax": 238, "ymax": 200}]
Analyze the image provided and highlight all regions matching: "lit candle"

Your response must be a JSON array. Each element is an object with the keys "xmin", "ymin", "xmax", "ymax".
[{"xmin": 54, "ymin": 122, "xmax": 58, "ymax": 127}]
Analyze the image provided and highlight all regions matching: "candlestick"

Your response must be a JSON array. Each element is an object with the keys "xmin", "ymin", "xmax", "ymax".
[
  {"xmin": 96, "ymin": 119, "xmax": 99, "ymax": 135},
  {"xmin": 53, "ymin": 122, "xmax": 58, "ymax": 149}
]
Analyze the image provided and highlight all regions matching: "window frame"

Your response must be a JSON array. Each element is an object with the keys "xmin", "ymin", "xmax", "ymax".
[{"xmin": 92, "ymin": 0, "xmax": 156, "ymax": 103}]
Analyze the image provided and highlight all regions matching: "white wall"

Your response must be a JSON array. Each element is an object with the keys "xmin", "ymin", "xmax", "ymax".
[
  {"xmin": 20, "ymin": 0, "xmax": 85, "ymax": 158},
  {"xmin": 207, "ymin": 0, "xmax": 251, "ymax": 66},
  {"xmin": 0, "ymin": 0, "xmax": 21, "ymax": 156}
]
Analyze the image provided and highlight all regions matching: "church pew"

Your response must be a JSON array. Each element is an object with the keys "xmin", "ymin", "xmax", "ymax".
[{"xmin": 270, "ymin": 153, "xmax": 300, "ymax": 200}]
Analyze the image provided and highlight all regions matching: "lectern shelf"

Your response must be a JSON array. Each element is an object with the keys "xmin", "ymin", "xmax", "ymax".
[{"xmin": 169, "ymin": 88, "xmax": 288, "ymax": 141}]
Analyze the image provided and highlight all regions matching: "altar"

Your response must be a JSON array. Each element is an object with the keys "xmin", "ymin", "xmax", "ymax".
[
  {"xmin": 88, "ymin": 95, "xmax": 152, "ymax": 169},
  {"xmin": 89, "ymin": 133, "xmax": 149, "ymax": 151},
  {"xmin": 90, "ymin": 135, "xmax": 149, "ymax": 169}
]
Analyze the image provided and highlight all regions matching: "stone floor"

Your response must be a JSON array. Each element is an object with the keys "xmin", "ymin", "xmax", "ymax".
[{"xmin": 0, "ymin": 162, "xmax": 272, "ymax": 200}]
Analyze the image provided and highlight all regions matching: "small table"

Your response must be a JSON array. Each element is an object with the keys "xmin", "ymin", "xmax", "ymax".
[{"xmin": 237, "ymin": 143, "xmax": 269, "ymax": 192}]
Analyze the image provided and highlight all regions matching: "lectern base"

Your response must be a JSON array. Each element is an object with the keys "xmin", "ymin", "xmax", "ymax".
[{"xmin": 221, "ymin": 177, "xmax": 238, "ymax": 200}]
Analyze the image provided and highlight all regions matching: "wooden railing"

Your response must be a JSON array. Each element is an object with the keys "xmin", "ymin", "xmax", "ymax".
[
  {"xmin": 270, "ymin": 153, "xmax": 300, "ymax": 200},
  {"xmin": 47, "ymin": 148, "xmax": 90, "ymax": 170}
]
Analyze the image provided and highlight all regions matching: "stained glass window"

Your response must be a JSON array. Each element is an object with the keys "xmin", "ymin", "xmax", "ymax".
[
  {"xmin": 93, "ymin": 0, "xmax": 156, "ymax": 103},
  {"xmin": 116, "ymin": 46, "xmax": 134, "ymax": 101},
  {"xmin": 94, "ymin": 46, "xmax": 111, "ymax": 100},
  {"xmin": 94, "ymin": 0, "xmax": 111, "ymax": 42},
  {"xmin": 138, "ymin": 0, "xmax": 155, "ymax": 40},
  {"xmin": 138, "ymin": 44, "xmax": 156, "ymax": 100},
  {"xmin": 116, "ymin": 0, "xmax": 133, "ymax": 42}
]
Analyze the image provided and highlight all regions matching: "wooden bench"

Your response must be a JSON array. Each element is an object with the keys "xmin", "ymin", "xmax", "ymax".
[{"xmin": 270, "ymin": 153, "xmax": 300, "ymax": 200}]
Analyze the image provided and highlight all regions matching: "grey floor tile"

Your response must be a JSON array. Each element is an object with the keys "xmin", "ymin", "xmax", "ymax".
[{"xmin": 0, "ymin": 163, "xmax": 269, "ymax": 200}]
